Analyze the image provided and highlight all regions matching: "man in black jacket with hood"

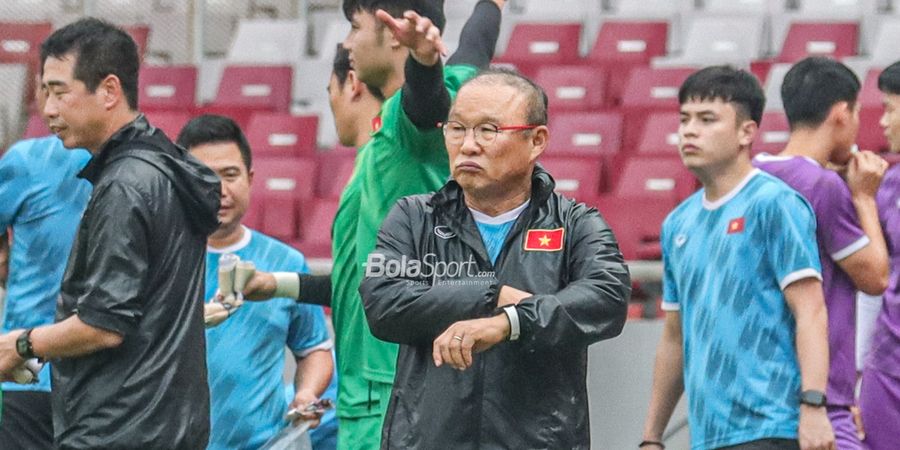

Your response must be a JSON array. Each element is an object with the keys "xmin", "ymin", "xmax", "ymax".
[
  {"xmin": 360, "ymin": 68, "xmax": 631, "ymax": 449},
  {"xmin": 0, "ymin": 18, "xmax": 220, "ymax": 449}
]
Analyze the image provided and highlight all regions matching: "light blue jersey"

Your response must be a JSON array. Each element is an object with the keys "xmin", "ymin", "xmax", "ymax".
[
  {"xmin": 471, "ymin": 201, "xmax": 528, "ymax": 264},
  {"xmin": 661, "ymin": 170, "xmax": 821, "ymax": 450},
  {"xmin": 205, "ymin": 228, "xmax": 334, "ymax": 450},
  {"xmin": 0, "ymin": 136, "xmax": 91, "ymax": 392}
]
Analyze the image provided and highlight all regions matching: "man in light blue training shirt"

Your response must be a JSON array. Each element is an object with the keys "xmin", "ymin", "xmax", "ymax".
[
  {"xmin": 177, "ymin": 115, "xmax": 336, "ymax": 450},
  {"xmin": 641, "ymin": 66, "xmax": 834, "ymax": 450},
  {"xmin": 0, "ymin": 132, "xmax": 91, "ymax": 447}
]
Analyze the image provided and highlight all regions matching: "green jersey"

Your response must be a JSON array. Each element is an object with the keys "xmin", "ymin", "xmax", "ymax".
[{"xmin": 330, "ymin": 64, "xmax": 477, "ymax": 418}]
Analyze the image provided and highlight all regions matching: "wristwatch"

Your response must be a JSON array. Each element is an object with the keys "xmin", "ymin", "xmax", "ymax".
[
  {"xmin": 799, "ymin": 390, "xmax": 827, "ymax": 407},
  {"xmin": 15, "ymin": 328, "xmax": 36, "ymax": 360}
]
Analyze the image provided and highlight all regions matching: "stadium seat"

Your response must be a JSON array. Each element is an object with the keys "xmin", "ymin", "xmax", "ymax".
[
  {"xmin": 138, "ymin": 65, "xmax": 198, "ymax": 111},
  {"xmin": 775, "ymin": 22, "xmax": 859, "ymax": 63},
  {"xmin": 762, "ymin": 62, "xmax": 791, "ymax": 111},
  {"xmin": 634, "ymin": 112, "xmax": 680, "ymax": 157},
  {"xmin": 535, "ymin": 65, "xmax": 606, "ymax": 112},
  {"xmin": 606, "ymin": 0, "xmax": 687, "ymax": 19},
  {"xmin": 226, "ymin": 19, "xmax": 307, "ymax": 64},
  {"xmin": 209, "ymin": 65, "xmax": 293, "ymax": 113},
  {"xmin": 22, "ymin": 113, "xmax": 48, "ymax": 139},
  {"xmin": 595, "ymin": 195, "xmax": 673, "ymax": 260},
  {"xmin": 245, "ymin": 113, "xmax": 318, "ymax": 158},
  {"xmin": 143, "ymin": 111, "xmax": 192, "ymax": 142},
  {"xmin": 0, "ymin": 22, "xmax": 51, "ymax": 72},
  {"xmin": 297, "ymin": 198, "xmax": 340, "ymax": 259},
  {"xmin": 547, "ymin": 111, "xmax": 623, "ymax": 158},
  {"xmin": 844, "ymin": 19, "xmax": 900, "ymax": 76},
  {"xmin": 611, "ymin": 156, "xmax": 697, "ymax": 201},
  {"xmin": 252, "ymin": 157, "xmax": 318, "ymax": 242},
  {"xmin": 316, "ymin": 151, "xmax": 356, "ymax": 199},
  {"xmin": 538, "ymin": 156, "xmax": 603, "ymax": 203},
  {"xmin": 858, "ymin": 67, "xmax": 888, "ymax": 152},
  {"xmin": 495, "ymin": 22, "xmax": 583, "ymax": 76},
  {"xmin": 701, "ymin": 0, "xmax": 775, "ymax": 14},
  {"xmin": 588, "ymin": 20, "xmax": 669, "ymax": 65},
  {"xmin": 754, "ymin": 111, "xmax": 791, "ymax": 156},
  {"xmin": 620, "ymin": 67, "xmax": 694, "ymax": 151},
  {"xmin": 123, "ymin": 24, "xmax": 150, "ymax": 60},
  {"xmin": 652, "ymin": 15, "xmax": 765, "ymax": 67}
]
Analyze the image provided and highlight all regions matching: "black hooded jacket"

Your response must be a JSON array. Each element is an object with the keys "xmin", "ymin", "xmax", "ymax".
[
  {"xmin": 360, "ymin": 166, "xmax": 631, "ymax": 449},
  {"xmin": 51, "ymin": 115, "xmax": 220, "ymax": 449}
]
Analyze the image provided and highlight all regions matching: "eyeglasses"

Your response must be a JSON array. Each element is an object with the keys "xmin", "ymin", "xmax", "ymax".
[{"xmin": 440, "ymin": 121, "xmax": 539, "ymax": 146}]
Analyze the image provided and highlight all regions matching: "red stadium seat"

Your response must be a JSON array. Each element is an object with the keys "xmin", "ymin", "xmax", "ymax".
[
  {"xmin": 620, "ymin": 67, "xmax": 694, "ymax": 152},
  {"xmin": 754, "ymin": 111, "xmax": 790, "ymax": 156},
  {"xmin": 143, "ymin": 111, "xmax": 192, "ymax": 141},
  {"xmin": 210, "ymin": 65, "xmax": 293, "ymax": 112},
  {"xmin": 612, "ymin": 156, "xmax": 697, "ymax": 201},
  {"xmin": 138, "ymin": 65, "xmax": 198, "ymax": 111},
  {"xmin": 252, "ymin": 157, "xmax": 317, "ymax": 242},
  {"xmin": 246, "ymin": 113, "xmax": 318, "ymax": 158},
  {"xmin": 297, "ymin": 198, "xmax": 339, "ymax": 259},
  {"xmin": 535, "ymin": 65, "xmax": 606, "ymax": 112},
  {"xmin": 587, "ymin": 21, "xmax": 669, "ymax": 106},
  {"xmin": 588, "ymin": 21, "xmax": 669, "ymax": 65},
  {"xmin": 858, "ymin": 68, "xmax": 887, "ymax": 152},
  {"xmin": 123, "ymin": 24, "xmax": 150, "ymax": 60},
  {"xmin": 596, "ymin": 196, "xmax": 673, "ymax": 260},
  {"xmin": 538, "ymin": 156, "xmax": 603, "ymax": 203},
  {"xmin": 0, "ymin": 22, "xmax": 52, "ymax": 72},
  {"xmin": 547, "ymin": 111, "xmax": 623, "ymax": 158},
  {"xmin": 22, "ymin": 114, "xmax": 48, "ymax": 139},
  {"xmin": 495, "ymin": 23, "xmax": 583, "ymax": 76},
  {"xmin": 316, "ymin": 152, "xmax": 356, "ymax": 199},
  {"xmin": 775, "ymin": 22, "xmax": 859, "ymax": 63},
  {"xmin": 635, "ymin": 112, "xmax": 680, "ymax": 157}
]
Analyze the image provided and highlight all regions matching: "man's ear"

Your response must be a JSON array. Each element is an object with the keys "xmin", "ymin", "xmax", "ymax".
[
  {"xmin": 347, "ymin": 71, "xmax": 364, "ymax": 101},
  {"xmin": 529, "ymin": 126, "xmax": 549, "ymax": 162},
  {"xmin": 98, "ymin": 74, "xmax": 126, "ymax": 111},
  {"xmin": 737, "ymin": 119, "xmax": 758, "ymax": 148}
]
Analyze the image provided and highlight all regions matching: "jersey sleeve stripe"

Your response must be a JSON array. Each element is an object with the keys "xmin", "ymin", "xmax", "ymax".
[
  {"xmin": 830, "ymin": 235, "xmax": 870, "ymax": 261},
  {"xmin": 293, "ymin": 340, "xmax": 334, "ymax": 358},
  {"xmin": 779, "ymin": 268, "xmax": 822, "ymax": 291},
  {"xmin": 661, "ymin": 301, "xmax": 680, "ymax": 311}
]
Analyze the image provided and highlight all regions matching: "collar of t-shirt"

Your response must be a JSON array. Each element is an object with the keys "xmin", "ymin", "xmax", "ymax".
[
  {"xmin": 469, "ymin": 201, "xmax": 530, "ymax": 264},
  {"xmin": 207, "ymin": 225, "xmax": 252, "ymax": 254}
]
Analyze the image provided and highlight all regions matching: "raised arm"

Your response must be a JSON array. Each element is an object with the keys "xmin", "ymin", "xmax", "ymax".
[{"xmin": 839, "ymin": 151, "xmax": 889, "ymax": 295}]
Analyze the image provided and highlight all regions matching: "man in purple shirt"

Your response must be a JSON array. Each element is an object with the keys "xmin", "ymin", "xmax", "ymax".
[
  {"xmin": 753, "ymin": 57, "xmax": 889, "ymax": 450},
  {"xmin": 857, "ymin": 60, "xmax": 900, "ymax": 450}
]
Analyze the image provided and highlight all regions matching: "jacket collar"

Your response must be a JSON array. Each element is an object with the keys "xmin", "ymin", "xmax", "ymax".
[
  {"xmin": 431, "ymin": 164, "xmax": 556, "ymax": 214},
  {"xmin": 78, "ymin": 113, "xmax": 154, "ymax": 184}
]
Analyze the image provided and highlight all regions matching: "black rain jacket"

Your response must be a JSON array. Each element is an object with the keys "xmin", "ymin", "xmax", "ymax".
[
  {"xmin": 360, "ymin": 166, "xmax": 631, "ymax": 449},
  {"xmin": 51, "ymin": 115, "xmax": 220, "ymax": 450}
]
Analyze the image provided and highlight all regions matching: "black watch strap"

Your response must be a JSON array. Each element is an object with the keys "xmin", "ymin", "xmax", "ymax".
[
  {"xmin": 16, "ymin": 328, "xmax": 36, "ymax": 360},
  {"xmin": 799, "ymin": 389, "xmax": 827, "ymax": 407}
]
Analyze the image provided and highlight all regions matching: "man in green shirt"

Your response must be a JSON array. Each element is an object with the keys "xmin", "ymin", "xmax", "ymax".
[{"xmin": 243, "ymin": 1, "xmax": 505, "ymax": 448}]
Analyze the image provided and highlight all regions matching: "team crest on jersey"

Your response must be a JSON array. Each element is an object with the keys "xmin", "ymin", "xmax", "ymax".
[{"xmin": 434, "ymin": 226, "xmax": 457, "ymax": 239}]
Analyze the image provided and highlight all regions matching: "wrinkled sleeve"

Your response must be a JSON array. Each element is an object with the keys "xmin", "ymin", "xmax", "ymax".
[
  {"xmin": 0, "ymin": 147, "xmax": 31, "ymax": 228},
  {"xmin": 514, "ymin": 208, "xmax": 631, "ymax": 351},
  {"xmin": 75, "ymin": 181, "xmax": 151, "ymax": 337},
  {"xmin": 360, "ymin": 198, "xmax": 499, "ymax": 345},
  {"xmin": 761, "ymin": 192, "xmax": 822, "ymax": 290}
]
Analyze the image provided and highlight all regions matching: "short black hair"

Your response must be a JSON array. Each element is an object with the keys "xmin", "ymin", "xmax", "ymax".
[
  {"xmin": 40, "ymin": 17, "xmax": 140, "ymax": 110},
  {"xmin": 177, "ymin": 115, "xmax": 253, "ymax": 170},
  {"xmin": 678, "ymin": 66, "xmax": 765, "ymax": 125},
  {"xmin": 461, "ymin": 67, "xmax": 549, "ymax": 126},
  {"xmin": 342, "ymin": 0, "xmax": 445, "ymax": 33},
  {"xmin": 878, "ymin": 61, "xmax": 900, "ymax": 95},
  {"xmin": 782, "ymin": 57, "xmax": 860, "ymax": 130}
]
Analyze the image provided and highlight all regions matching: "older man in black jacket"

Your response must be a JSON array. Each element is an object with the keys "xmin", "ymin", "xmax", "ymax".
[
  {"xmin": 360, "ymin": 68, "xmax": 631, "ymax": 450},
  {"xmin": 0, "ymin": 18, "xmax": 219, "ymax": 449}
]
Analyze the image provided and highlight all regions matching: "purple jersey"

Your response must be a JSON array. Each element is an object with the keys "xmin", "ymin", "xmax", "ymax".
[
  {"xmin": 868, "ymin": 163, "xmax": 900, "ymax": 377},
  {"xmin": 754, "ymin": 154, "xmax": 869, "ymax": 406}
]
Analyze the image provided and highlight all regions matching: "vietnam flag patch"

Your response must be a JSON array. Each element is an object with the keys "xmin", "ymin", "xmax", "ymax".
[
  {"xmin": 524, "ymin": 228, "xmax": 565, "ymax": 251},
  {"xmin": 727, "ymin": 217, "xmax": 745, "ymax": 234}
]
